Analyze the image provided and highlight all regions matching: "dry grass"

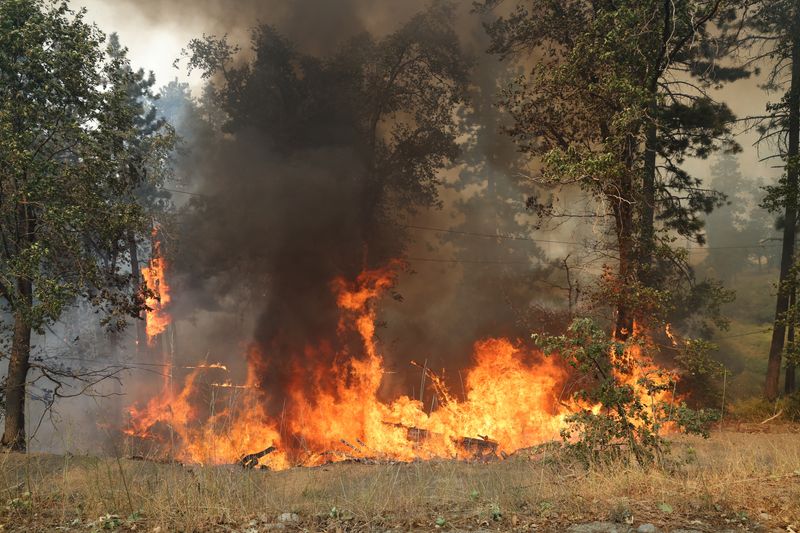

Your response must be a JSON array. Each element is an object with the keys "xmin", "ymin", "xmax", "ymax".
[{"xmin": 0, "ymin": 429, "xmax": 798, "ymax": 532}]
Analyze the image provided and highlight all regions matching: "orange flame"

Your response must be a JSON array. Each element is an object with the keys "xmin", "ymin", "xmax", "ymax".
[
  {"xmin": 141, "ymin": 245, "xmax": 171, "ymax": 345},
  {"xmin": 126, "ymin": 263, "xmax": 681, "ymax": 469}
]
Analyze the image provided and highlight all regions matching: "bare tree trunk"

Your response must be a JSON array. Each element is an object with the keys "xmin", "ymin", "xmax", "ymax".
[
  {"xmin": 640, "ymin": 119, "xmax": 657, "ymax": 286},
  {"xmin": 638, "ymin": 0, "xmax": 671, "ymax": 288},
  {"xmin": 787, "ymin": 285, "xmax": 797, "ymax": 394},
  {"xmin": 1, "ymin": 279, "xmax": 32, "ymax": 451},
  {"xmin": 766, "ymin": 4, "xmax": 800, "ymax": 401},
  {"xmin": 614, "ymin": 171, "xmax": 635, "ymax": 341}
]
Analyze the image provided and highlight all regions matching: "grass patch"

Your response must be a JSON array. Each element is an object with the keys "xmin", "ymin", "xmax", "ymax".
[{"xmin": 0, "ymin": 430, "xmax": 798, "ymax": 531}]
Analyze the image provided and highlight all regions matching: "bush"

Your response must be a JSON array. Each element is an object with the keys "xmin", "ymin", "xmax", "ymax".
[{"xmin": 533, "ymin": 318, "xmax": 719, "ymax": 466}]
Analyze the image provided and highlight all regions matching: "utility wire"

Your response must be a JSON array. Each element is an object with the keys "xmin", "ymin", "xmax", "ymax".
[
  {"xmin": 161, "ymin": 188, "xmax": 782, "ymax": 256},
  {"xmin": 160, "ymin": 187, "xmax": 204, "ymax": 197},
  {"xmin": 401, "ymin": 223, "xmax": 781, "ymax": 252},
  {"xmin": 399, "ymin": 223, "xmax": 584, "ymax": 246},
  {"xmin": 714, "ymin": 328, "xmax": 773, "ymax": 340}
]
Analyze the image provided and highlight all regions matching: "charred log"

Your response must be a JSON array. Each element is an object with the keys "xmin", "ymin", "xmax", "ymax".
[
  {"xmin": 238, "ymin": 445, "xmax": 276, "ymax": 469},
  {"xmin": 457, "ymin": 436, "xmax": 499, "ymax": 459}
]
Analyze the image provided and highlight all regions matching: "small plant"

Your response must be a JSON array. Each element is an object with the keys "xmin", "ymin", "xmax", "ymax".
[
  {"xmin": 489, "ymin": 503, "xmax": 502, "ymax": 521},
  {"xmin": 683, "ymin": 445, "xmax": 697, "ymax": 464},
  {"xmin": 89, "ymin": 513, "xmax": 122, "ymax": 530},
  {"xmin": 657, "ymin": 502, "xmax": 674, "ymax": 514},
  {"xmin": 534, "ymin": 318, "xmax": 719, "ymax": 466},
  {"xmin": 609, "ymin": 501, "xmax": 632, "ymax": 524},
  {"xmin": 5, "ymin": 491, "xmax": 32, "ymax": 513},
  {"xmin": 538, "ymin": 501, "xmax": 554, "ymax": 516}
]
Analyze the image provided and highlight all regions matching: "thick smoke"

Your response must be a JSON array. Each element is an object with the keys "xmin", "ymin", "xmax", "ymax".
[
  {"xmin": 113, "ymin": 0, "xmax": 433, "ymax": 54},
  {"xmin": 175, "ymin": 140, "xmax": 382, "ymax": 412},
  {"xmin": 148, "ymin": 1, "xmax": 505, "ymax": 421},
  {"xmin": 90, "ymin": 0, "xmax": 587, "ymax": 433},
  {"xmin": 129, "ymin": 1, "xmax": 581, "ymax": 416}
]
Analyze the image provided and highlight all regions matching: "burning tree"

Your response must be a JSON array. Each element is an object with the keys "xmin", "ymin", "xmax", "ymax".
[
  {"xmin": 0, "ymin": 0, "xmax": 171, "ymax": 450},
  {"xmin": 534, "ymin": 319, "xmax": 719, "ymax": 466},
  {"xmin": 165, "ymin": 2, "xmax": 472, "ymax": 414}
]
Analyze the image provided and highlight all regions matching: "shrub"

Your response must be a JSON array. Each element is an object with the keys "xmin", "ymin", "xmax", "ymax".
[{"xmin": 533, "ymin": 318, "xmax": 719, "ymax": 466}]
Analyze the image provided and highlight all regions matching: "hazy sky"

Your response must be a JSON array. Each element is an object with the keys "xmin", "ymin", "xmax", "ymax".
[{"xmin": 75, "ymin": 0, "xmax": 208, "ymax": 89}]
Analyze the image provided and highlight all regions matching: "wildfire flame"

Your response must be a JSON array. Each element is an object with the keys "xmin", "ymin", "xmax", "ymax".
[
  {"xmin": 125, "ymin": 263, "xmax": 681, "ymax": 469},
  {"xmin": 141, "ymin": 242, "xmax": 171, "ymax": 345},
  {"xmin": 185, "ymin": 363, "xmax": 228, "ymax": 371}
]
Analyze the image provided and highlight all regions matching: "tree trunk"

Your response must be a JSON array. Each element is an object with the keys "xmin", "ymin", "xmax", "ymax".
[
  {"xmin": 766, "ymin": 4, "xmax": 800, "ymax": 401},
  {"xmin": 128, "ymin": 229, "xmax": 147, "ymax": 350},
  {"xmin": 1, "ymin": 279, "xmax": 33, "ymax": 451},
  {"xmin": 638, "ymin": 0, "xmax": 671, "ymax": 287},
  {"xmin": 614, "ymin": 165, "xmax": 636, "ymax": 340},
  {"xmin": 614, "ymin": 229, "xmax": 635, "ymax": 340},
  {"xmin": 786, "ymin": 285, "xmax": 797, "ymax": 394},
  {"xmin": 639, "ymin": 118, "xmax": 657, "ymax": 286}
]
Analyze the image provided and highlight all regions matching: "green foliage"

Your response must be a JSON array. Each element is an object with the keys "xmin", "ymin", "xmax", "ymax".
[
  {"xmin": 674, "ymin": 338, "xmax": 726, "ymax": 404},
  {"xmin": 0, "ymin": 0, "xmax": 168, "ymax": 332},
  {"xmin": 489, "ymin": 503, "xmax": 502, "ymax": 521},
  {"xmin": 4, "ymin": 491, "xmax": 31, "ymax": 513},
  {"xmin": 533, "ymin": 319, "xmax": 719, "ymax": 466},
  {"xmin": 675, "ymin": 339, "xmax": 724, "ymax": 377},
  {"xmin": 106, "ymin": 33, "xmax": 176, "ymax": 219},
  {"xmin": 730, "ymin": 393, "xmax": 800, "ymax": 421},
  {"xmin": 479, "ymin": 0, "xmax": 743, "ymax": 238},
  {"xmin": 0, "ymin": 0, "xmax": 176, "ymax": 450},
  {"xmin": 478, "ymin": 0, "xmax": 746, "ymax": 339}
]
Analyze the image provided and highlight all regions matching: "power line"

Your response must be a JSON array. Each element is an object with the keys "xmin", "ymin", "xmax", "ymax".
[
  {"xmin": 402, "ymin": 222, "xmax": 782, "ymax": 252},
  {"xmin": 160, "ymin": 188, "xmax": 782, "ymax": 253},
  {"xmin": 399, "ymin": 223, "xmax": 583, "ymax": 246},
  {"xmin": 160, "ymin": 187, "xmax": 204, "ymax": 197},
  {"xmin": 406, "ymin": 256, "xmax": 535, "ymax": 265},
  {"xmin": 714, "ymin": 328, "xmax": 772, "ymax": 340}
]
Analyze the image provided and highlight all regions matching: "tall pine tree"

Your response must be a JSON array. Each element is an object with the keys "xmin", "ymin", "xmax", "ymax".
[{"xmin": 478, "ymin": 0, "xmax": 747, "ymax": 337}]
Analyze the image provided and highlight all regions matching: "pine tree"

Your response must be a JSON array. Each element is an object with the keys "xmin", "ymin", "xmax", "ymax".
[
  {"xmin": 743, "ymin": 0, "xmax": 800, "ymax": 399},
  {"xmin": 477, "ymin": 0, "xmax": 747, "ymax": 337}
]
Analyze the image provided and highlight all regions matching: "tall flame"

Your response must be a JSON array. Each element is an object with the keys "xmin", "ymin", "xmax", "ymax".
[
  {"xmin": 141, "ymin": 241, "xmax": 171, "ymax": 345},
  {"xmin": 126, "ymin": 263, "xmax": 681, "ymax": 469}
]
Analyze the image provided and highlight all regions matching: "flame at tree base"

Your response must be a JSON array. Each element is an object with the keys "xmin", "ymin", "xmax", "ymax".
[{"xmin": 125, "ymin": 263, "xmax": 679, "ymax": 470}]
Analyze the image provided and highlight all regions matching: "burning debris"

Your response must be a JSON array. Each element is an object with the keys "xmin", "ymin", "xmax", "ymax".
[{"xmin": 238, "ymin": 446, "xmax": 277, "ymax": 469}]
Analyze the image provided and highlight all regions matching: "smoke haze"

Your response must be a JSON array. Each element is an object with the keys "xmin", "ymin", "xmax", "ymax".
[{"xmin": 26, "ymin": 0, "xmax": 783, "ymax": 455}]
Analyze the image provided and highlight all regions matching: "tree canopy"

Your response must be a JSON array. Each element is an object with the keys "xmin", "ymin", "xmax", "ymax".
[{"xmin": 0, "ymin": 0, "xmax": 169, "ymax": 449}]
